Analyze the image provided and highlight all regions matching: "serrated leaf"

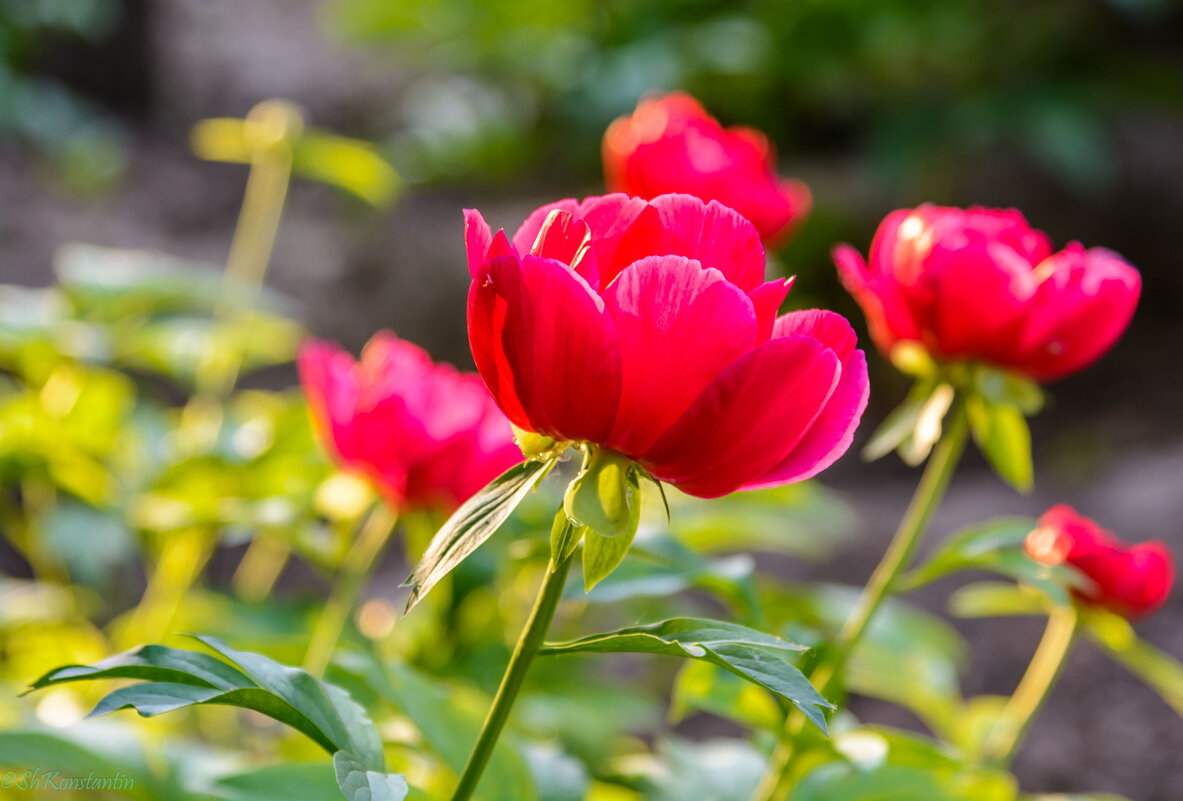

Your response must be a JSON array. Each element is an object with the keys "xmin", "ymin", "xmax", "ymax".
[
  {"xmin": 540, "ymin": 618, "xmax": 830, "ymax": 731},
  {"xmin": 968, "ymin": 398, "xmax": 1033, "ymax": 492},
  {"xmin": 333, "ymin": 751, "xmax": 409, "ymax": 801},
  {"xmin": 404, "ymin": 458, "xmax": 551, "ymax": 611}
]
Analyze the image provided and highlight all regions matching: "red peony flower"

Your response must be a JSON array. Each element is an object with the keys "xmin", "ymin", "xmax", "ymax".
[
  {"xmin": 1026, "ymin": 505, "xmax": 1174, "ymax": 618},
  {"xmin": 464, "ymin": 192, "xmax": 869, "ymax": 499},
  {"xmin": 603, "ymin": 93, "xmax": 811, "ymax": 246},
  {"xmin": 299, "ymin": 331, "xmax": 522, "ymax": 512},
  {"xmin": 834, "ymin": 205, "xmax": 1140, "ymax": 382}
]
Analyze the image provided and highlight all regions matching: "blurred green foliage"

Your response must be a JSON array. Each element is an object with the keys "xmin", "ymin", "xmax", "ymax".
[
  {"xmin": 325, "ymin": 0, "xmax": 1183, "ymax": 192},
  {"xmin": 0, "ymin": 0, "xmax": 126, "ymax": 191}
]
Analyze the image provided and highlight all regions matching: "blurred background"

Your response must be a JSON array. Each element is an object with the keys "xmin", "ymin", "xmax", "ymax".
[{"xmin": 2, "ymin": 0, "xmax": 1182, "ymax": 797}]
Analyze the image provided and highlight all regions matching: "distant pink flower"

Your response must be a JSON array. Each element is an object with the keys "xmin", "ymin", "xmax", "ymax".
[
  {"xmin": 834, "ymin": 205, "xmax": 1140, "ymax": 382},
  {"xmin": 298, "ymin": 331, "xmax": 522, "ymax": 512},
  {"xmin": 603, "ymin": 93, "xmax": 811, "ymax": 246},
  {"xmin": 464, "ymin": 192, "xmax": 868, "ymax": 498},
  {"xmin": 1026, "ymin": 505, "xmax": 1174, "ymax": 618}
]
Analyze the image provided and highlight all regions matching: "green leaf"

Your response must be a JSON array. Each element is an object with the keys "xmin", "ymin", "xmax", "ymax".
[
  {"xmin": 193, "ymin": 634, "xmax": 384, "ymax": 771},
  {"xmin": 29, "ymin": 639, "xmax": 386, "ymax": 769},
  {"xmin": 1082, "ymin": 608, "xmax": 1183, "ymax": 719},
  {"xmin": 27, "ymin": 643, "xmax": 253, "ymax": 692},
  {"xmin": 968, "ymin": 397, "xmax": 1033, "ymax": 492},
  {"xmin": 540, "ymin": 618, "xmax": 831, "ymax": 731},
  {"xmin": 948, "ymin": 582, "xmax": 1049, "ymax": 619},
  {"xmin": 27, "ymin": 638, "xmax": 406, "ymax": 801},
  {"xmin": 971, "ymin": 366, "xmax": 1044, "ymax": 415},
  {"xmin": 333, "ymin": 751, "xmax": 409, "ymax": 801},
  {"xmin": 334, "ymin": 652, "xmax": 536, "ymax": 801},
  {"xmin": 564, "ymin": 448, "xmax": 640, "ymax": 540},
  {"xmin": 404, "ymin": 458, "xmax": 552, "ymax": 611},
  {"xmin": 900, "ymin": 517, "xmax": 1078, "ymax": 606},
  {"xmin": 671, "ymin": 660, "xmax": 783, "ymax": 732},
  {"xmin": 293, "ymin": 132, "xmax": 402, "ymax": 207},
  {"xmin": 861, "ymin": 378, "xmax": 936, "ymax": 461}
]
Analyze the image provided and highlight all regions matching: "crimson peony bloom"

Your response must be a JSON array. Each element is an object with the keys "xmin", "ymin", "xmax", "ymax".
[
  {"xmin": 603, "ymin": 93, "xmax": 811, "ymax": 246},
  {"xmin": 464, "ymin": 193, "xmax": 869, "ymax": 499},
  {"xmin": 299, "ymin": 331, "xmax": 522, "ymax": 512},
  {"xmin": 1026, "ymin": 505, "xmax": 1174, "ymax": 618},
  {"xmin": 834, "ymin": 205, "xmax": 1141, "ymax": 382}
]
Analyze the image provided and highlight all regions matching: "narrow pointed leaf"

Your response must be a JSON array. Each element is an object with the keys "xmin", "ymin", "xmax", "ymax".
[{"xmin": 404, "ymin": 458, "xmax": 552, "ymax": 611}]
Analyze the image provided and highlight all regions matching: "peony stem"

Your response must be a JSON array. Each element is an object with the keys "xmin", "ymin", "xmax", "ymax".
[
  {"xmin": 451, "ymin": 538, "xmax": 575, "ymax": 801},
  {"xmin": 987, "ymin": 605, "xmax": 1079, "ymax": 765},
  {"xmin": 750, "ymin": 399, "xmax": 969, "ymax": 801},
  {"xmin": 232, "ymin": 531, "xmax": 292, "ymax": 602},
  {"xmin": 303, "ymin": 504, "xmax": 398, "ymax": 676}
]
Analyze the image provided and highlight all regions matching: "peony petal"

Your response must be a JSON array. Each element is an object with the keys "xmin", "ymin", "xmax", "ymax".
[
  {"xmin": 511, "ymin": 199, "xmax": 582, "ymax": 257},
  {"xmin": 464, "ymin": 208, "xmax": 494, "ymax": 277},
  {"xmin": 641, "ymin": 336, "xmax": 840, "ymax": 498},
  {"xmin": 926, "ymin": 236, "xmax": 1037, "ymax": 363},
  {"xmin": 772, "ymin": 309, "xmax": 859, "ymax": 360},
  {"xmin": 748, "ymin": 278, "xmax": 794, "ymax": 344},
  {"xmin": 649, "ymin": 194, "xmax": 767, "ymax": 291},
  {"xmin": 743, "ymin": 349, "xmax": 869, "ymax": 488},
  {"xmin": 602, "ymin": 255, "xmax": 758, "ymax": 457},
  {"xmin": 478, "ymin": 253, "xmax": 623, "ymax": 443},
  {"xmin": 833, "ymin": 242, "xmax": 920, "ymax": 354},
  {"xmin": 526, "ymin": 209, "xmax": 599, "ymax": 289},
  {"xmin": 1016, "ymin": 246, "xmax": 1141, "ymax": 381},
  {"xmin": 468, "ymin": 257, "xmax": 533, "ymax": 432}
]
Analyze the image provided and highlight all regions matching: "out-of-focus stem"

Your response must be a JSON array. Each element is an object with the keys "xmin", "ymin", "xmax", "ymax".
[
  {"xmin": 303, "ymin": 504, "xmax": 398, "ymax": 677},
  {"xmin": 750, "ymin": 400, "xmax": 969, "ymax": 801},
  {"xmin": 231, "ymin": 529, "xmax": 292, "ymax": 601},
  {"xmin": 451, "ymin": 542, "xmax": 575, "ymax": 801},
  {"xmin": 153, "ymin": 101, "xmax": 302, "ymax": 632},
  {"xmin": 121, "ymin": 527, "xmax": 216, "ymax": 647},
  {"xmin": 987, "ymin": 606, "xmax": 1079, "ymax": 765}
]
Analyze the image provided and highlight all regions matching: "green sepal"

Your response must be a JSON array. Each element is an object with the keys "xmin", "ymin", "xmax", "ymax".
[
  {"xmin": 564, "ymin": 448, "xmax": 638, "ymax": 539},
  {"xmin": 971, "ymin": 365, "xmax": 1044, "ymax": 415},
  {"xmin": 967, "ymin": 395, "xmax": 1033, "ymax": 492}
]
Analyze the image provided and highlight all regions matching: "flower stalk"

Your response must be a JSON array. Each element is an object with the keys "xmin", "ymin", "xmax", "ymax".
[
  {"xmin": 986, "ymin": 605, "xmax": 1079, "ymax": 765},
  {"xmin": 451, "ymin": 531, "xmax": 576, "ymax": 801},
  {"xmin": 304, "ymin": 503, "xmax": 398, "ymax": 676},
  {"xmin": 750, "ymin": 397, "xmax": 969, "ymax": 801}
]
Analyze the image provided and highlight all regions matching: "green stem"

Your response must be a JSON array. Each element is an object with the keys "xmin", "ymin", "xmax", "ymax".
[
  {"xmin": 180, "ymin": 100, "xmax": 301, "ymax": 444},
  {"xmin": 451, "ymin": 548, "xmax": 575, "ymax": 801},
  {"xmin": 749, "ymin": 400, "xmax": 969, "ymax": 801},
  {"xmin": 304, "ymin": 504, "xmax": 398, "ymax": 676},
  {"xmin": 836, "ymin": 399, "xmax": 968, "ymax": 654},
  {"xmin": 121, "ymin": 527, "xmax": 217, "ymax": 648},
  {"xmin": 232, "ymin": 530, "xmax": 292, "ymax": 602},
  {"xmin": 987, "ymin": 606, "xmax": 1079, "ymax": 765}
]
